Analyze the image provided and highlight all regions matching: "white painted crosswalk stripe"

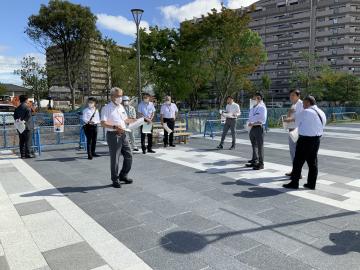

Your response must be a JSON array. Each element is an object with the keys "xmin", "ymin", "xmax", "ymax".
[
  {"xmin": 153, "ymin": 147, "xmax": 360, "ymax": 212},
  {"xmin": 196, "ymin": 135, "xmax": 360, "ymax": 161}
]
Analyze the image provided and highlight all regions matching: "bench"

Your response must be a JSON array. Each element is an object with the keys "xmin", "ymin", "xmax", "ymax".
[
  {"xmin": 331, "ymin": 112, "xmax": 358, "ymax": 122},
  {"xmin": 152, "ymin": 121, "xmax": 192, "ymax": 145}
]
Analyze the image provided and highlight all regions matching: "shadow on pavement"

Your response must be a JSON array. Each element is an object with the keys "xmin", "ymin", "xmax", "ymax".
[
  {"xmin": 322, "ymin": 231, "xmax": 360, "ymax": 255},
  {"xmin": 160, "ymin": 208, "xmax": 359, "ymax": 255},
  {"xmin": 21, "ymin": 184, "xmax": 112, "ymax": 197}
]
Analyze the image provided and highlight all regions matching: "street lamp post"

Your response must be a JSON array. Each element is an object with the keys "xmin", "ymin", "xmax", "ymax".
[{"xmin": 131, "ymin": 8, "xmax": 144, "ymax": 102}]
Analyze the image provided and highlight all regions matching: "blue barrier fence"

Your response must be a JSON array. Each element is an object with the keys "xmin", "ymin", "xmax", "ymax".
[{"xmin": 1, "ymin": 107, "xmax": 358, "ymax": 153}]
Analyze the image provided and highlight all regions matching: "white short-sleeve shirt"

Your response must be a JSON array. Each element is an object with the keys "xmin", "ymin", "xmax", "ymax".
[
  {"xmin": 101, "ymin": 102, "xmax": 128, "ymax": 132},
  {"xmin": 160, "ymin": 103, "xmax": 178, "ymax": 119},
  {"xmin": 82, "ymin": 107, "xmax": 100, "ymax": 124}
]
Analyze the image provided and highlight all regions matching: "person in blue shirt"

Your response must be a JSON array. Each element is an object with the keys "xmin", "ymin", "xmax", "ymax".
[
  {"xmin": 137, "ymin": 93, "xmax": 156, "ymax": 154},
  {"xmin": 245, "ymin": 92, "xmax": 267, "ymax": 170}
]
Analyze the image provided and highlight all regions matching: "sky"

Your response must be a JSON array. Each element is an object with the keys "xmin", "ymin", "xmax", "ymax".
[{"xmin": 0, "ymin": 0, "xmax": 257, "ymax": 85}]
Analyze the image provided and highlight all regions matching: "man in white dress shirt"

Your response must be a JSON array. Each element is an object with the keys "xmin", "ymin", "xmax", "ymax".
[
  {"xmin": 283, "ymin": 95, "xmax": 326, "ymax": 190},
  {"xmin": 217, "ymin": 96, "xmax": 241, "ymax": 150},
  {"xmin": 283, "ymin": 89, "xmax": 303, "ymax": 176},
  {"xmin": 160, "ymin": 95, "xmax": 178, "ymax": 147},
  {"xmin": 82, "ymin": 97, "xmax": 100, "ymax": 160},
  {"xmin": 245, "ymin": 93, "xmax": 267, "ymax": 170},
  {"xmin": 138, "ymin": 93, "xmax": 156, "ymax": 154},
  {"xmin": 101, "ymin": 87, "xmax": 134, "ymax": 188}
]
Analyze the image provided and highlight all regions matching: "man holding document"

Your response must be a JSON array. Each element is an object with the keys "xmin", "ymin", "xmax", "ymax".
[
  {"xmin": 138, "ymin": 93, "xmax": 156, "ymax": 154},
  {"xmin": 101, "ymin": 87, "xmax": 135, "ymax": 188},
  {"xmin": 217, "ymin": 96, "xmax": 241, "ymax": 150},
  {"xmin": 160, "ymin": 95, "xmax": 178, "ymax": 147}
]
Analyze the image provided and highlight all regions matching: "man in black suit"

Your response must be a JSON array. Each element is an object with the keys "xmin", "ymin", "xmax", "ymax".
[{"xmin": 14, "ymin": 95, "xmax": 35, "ymax": 158}]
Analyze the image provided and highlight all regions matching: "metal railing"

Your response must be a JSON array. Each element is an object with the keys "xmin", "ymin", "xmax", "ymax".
[{"xmin": 1, "ymin": 106, "xmax": 359, "ymax": 153}]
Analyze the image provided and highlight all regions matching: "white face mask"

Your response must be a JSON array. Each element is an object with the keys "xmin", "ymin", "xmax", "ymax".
[
  {"xmin": 165, "ymin": 101, "xmax": 171, "ymax": 105},
  {"xmin": 123, "ymin": 101, "xmax": 129, "ymax": 106},
  {"xmin": 143, "ymin": 98, "xmax": 150, "ymax": 103},
  {"xmin": 115, "ymin": 97, "xmax": 122, "ymax": 105},
  {"xmin": 88, "ymin": 103, "xmax": 95, "ymax": 108}
]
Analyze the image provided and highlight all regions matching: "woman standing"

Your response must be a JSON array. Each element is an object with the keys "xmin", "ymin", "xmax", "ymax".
[{"xmin": 82, "ymin": 97, "xmax": 100, "ymax": 160}]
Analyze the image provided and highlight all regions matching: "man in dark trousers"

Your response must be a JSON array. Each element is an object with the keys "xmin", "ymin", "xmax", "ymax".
[
  {"xmin": 160, "ymin": 95, "xmax": 178, "ymax": 147},
  {"xmin": 283, "ymin": 96, "xmax": 326, "ymax": 190},
  {"xmin": 82, "ymin": 97, "xmax": 100, "ymax": 160},
  {"xmin": 14, "ymin": 95, "xmax": 35, "ymax": 159}
]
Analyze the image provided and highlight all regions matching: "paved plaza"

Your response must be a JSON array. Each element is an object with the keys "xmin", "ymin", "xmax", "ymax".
[{"xmin": 1, "ymin": 122, "xmax": 360, "ymax": 270}]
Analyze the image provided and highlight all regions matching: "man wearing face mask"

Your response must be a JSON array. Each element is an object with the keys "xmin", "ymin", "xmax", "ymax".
[
  {"xmin": 160, "ymin": 95, "xmax": 178, "ymax": 147},
  {"xmin": 138, "ymin": 93, "xmax": 156, "ymax": 154},
  {"xmin": 122, "ymin": 96, "xmax": 139, "ymax": 151},
  {"xmin": 101, "ymin": 87, "xmax": 134, "ymax": 188},
  {"xmin": 245, "ymin": 92, "xmax": 267, "ymax": 170},
  {"xmin": 82, "ymin": 97, "xmax": 101, "ymax": 160}
]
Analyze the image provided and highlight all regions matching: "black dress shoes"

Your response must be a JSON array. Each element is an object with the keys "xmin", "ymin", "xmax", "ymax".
[
  {"xmin": 217, "ymin": 145, "xmax": 223, "ymax": 150},
  {"xmin": 112, "ymin": 181, "xmax": 121, "ymax": 188},
  {"xmin": 245, "ymin": 163, "xmax": 255, "ymax": 167},
  {"xmin": 169, "ymin": 144, "xmax": 176, "ymax": 147},
  {"xmin": 253, "ymin": 164, "xmax": 264, "ymax": 170},
  {"xmin": 25, "ymin": 154, "xmax": 35, "ymax": 159},
  {"xmin": 120, "ymin": 177, "xmax": 133, "ymax": 184},
  {"xmin": 148, "ymin": 149, "xmax": 156, "ymax": 153},
  {"xmin": 92, "ymin": 153, "xmax": 101, "ymax": 157},
  {"xmin": 88, "ymin": 156, "xmax": 93, "ymax": 160},
  {"xmin": 229, "ymin": 145, "xmax": 235, "ymax": 150},
  {"xmin": 303, "ymin": 183, "xmax": 315, "ymax": 190},
  {"xmin": 282, "ymin": 182, "xmax": 299, "ymax": 189},
  {"xmin": 142, "ymin": 148, "xmax": 146, "ymax": 154}
]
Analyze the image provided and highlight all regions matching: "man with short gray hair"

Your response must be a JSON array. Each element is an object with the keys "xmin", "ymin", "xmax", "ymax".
[{"xmin": 101, "ymin": 87, "xmax": 134, "ymax": 188}]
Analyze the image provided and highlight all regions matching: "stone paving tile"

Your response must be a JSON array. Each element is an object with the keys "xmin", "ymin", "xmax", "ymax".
[
  {"xmin": 143, "ymin": 199, "xmax": 190, "ymax": 218},
  {"xmin": 42, "ymin": 241, "xmax": 106, "ymax": 270},
  {"xmin": 113, "ymin": 225, "xmax": 170, "ymax": 253},
  {"xmin": 201, "ymin": 226, "xmax": 262, "ymax": 256},
  {"xmin": 93, "ymin": 210, "xmax": 142, "ymax": 233},
  {"xmin": 134, "ymin": 212, "xmax": 178, "ymax": 233},
  {"xmin": 167, "ymin": 212, "xmax": 221, "ymax": 233},
  {"xmin": 0, "ymin": 171, "xmax": 35, "ymax": 194},
  {"xmin": 200, "ymin": 188, "xmax": 237, "ymax": 202},
  {"xmin": 0, "ymin": 256, "xmax": 10, "ymax": 270},
  {"xmin": 14, "ymin": 199, "xmax": 54, "ymax": 216},
  {"xmin": 138, "ymin": 243, "xmax": 209, "ymax": 270},
  {"xmin": 77, "ymin": 199, "xmax": 119, "ymax": 217},
  {"xmin": 21, "ymin": 210, "xmax": 83, "ymax": 252},
  {"xmin": 236, "ymin": 244, "xmax": 313, "ymax": 270}
]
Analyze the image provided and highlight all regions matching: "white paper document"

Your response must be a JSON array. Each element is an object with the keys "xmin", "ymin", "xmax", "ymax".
[
  {"xmin": 14, "ymin": 119, "xmax": 26, "ymax": 134},
  {"xmin": 289, "ymin": 128, "xmax": 299, "ymax": 143},
  {"xmin": 142, "ymin": 123, "xmax": 153, "ymax": 134},
  {"xmin": 282, "ymin": 115, "xmax": 296, "ymax": 130},
  {"xmin": 127, "ymin": 118, "xmax": 145, "ymax": 130},
  {"xmin": 163, "ymin": 123, "xmax": 173, "ymax": 134}
]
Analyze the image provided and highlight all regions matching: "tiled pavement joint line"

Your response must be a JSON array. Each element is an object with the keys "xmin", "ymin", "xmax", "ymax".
[
  {"xmin": 7, "ymin": 155, "xmax": 153, "ymax": 270},
  {"xmin": 152, "ymin": 147, "xmax": 360, "ymax": 212},
  {"xmin": 0, "ymin": 182, "xmax": 49, "ymax": 270},
  {"xmin": 197, "ymin": 135, "xmax": 360, "ymax": 161}
]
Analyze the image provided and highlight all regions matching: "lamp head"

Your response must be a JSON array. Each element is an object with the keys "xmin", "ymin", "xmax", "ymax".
[{"xmin": 131, "ymin": 8, "xmax": 144, "ymax": 24}]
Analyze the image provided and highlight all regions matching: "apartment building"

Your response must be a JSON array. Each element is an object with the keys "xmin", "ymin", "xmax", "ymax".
[
  {"xmin": 243, "ymin": 0, "xmax": 360, "ymax": 102},
  {"xmin": 46, "ymin": 42, "xmax": 131, "ymax": 101}
]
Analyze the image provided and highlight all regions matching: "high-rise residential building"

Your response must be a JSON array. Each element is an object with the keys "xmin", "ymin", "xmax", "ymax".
[
  {"xmin": 240, "ymin": 0, "xmax": 360, "ymax": 102},
  {"xmin": 46, "ymin": 42, "xmax": 131, "ymax": 101}
]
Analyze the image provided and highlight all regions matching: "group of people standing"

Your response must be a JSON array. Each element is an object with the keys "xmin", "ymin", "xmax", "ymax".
[
  {"xmin": 81, "ymin": 87, "xmax": 178, "ymax": 188},
  {"xmin": 217, "ymin": 90, "xmax": 326, "ymax": 190},
  {"xmin": 13, "ymin": 87, "xmax": 326, "ymax": 191}
]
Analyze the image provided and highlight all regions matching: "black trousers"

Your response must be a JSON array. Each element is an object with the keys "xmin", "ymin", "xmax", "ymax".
[
  {"xmin": 249, "ymin": 126, "xmax": 264, "ymax": 165},
  {"xmin": 18, "ymin": 129, "xmax": 32, "ymax": 157},
  {"xmin": 140, "ymin": 125, "xmax": 153, "ymax": 151},
  {"xmin": 83, "ymin": 124, "xmax": 98, "ymax": 157},
  {"xmin": 291, "ymin": 135, "xmax": 321, "ymax": 188},
  {"xmin": 163, "ymin": 118, "xmax": 175, "ymax": 146}
]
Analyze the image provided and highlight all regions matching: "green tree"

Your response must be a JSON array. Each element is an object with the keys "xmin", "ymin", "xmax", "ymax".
[
  {"xmin": 290, "ymin": 52, "xmax": 326, "ymax": 99},
  {"xmin": 259, "ymin": 73, "xmax": 271, "ymax": 100},
  {"xmin": 0, "ymin": 83, "xmax": 6, "ymax": 96},
  {"xmin": 332, "ymin": 73, "xmax": 360, "ymax": 105},
  {"xmin": 110, "ymin": 46, "xmax": 137, "ymax": 98},
  {"xmin": 26, "ymin": 0, "xmax": 100, "ymax": 109},
  {"xmin": 14, "ymin": 56, "xmax": 48, "ymax": 106},
  {"xmin": 197, "ymin": 7, "xmax": 267, "ymax": 107}
]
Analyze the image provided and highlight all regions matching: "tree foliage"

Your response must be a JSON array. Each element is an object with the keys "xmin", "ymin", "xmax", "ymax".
[
  {"xmin": 14, "ymin": 56, "xmax": 48, "ymax": 105},
  {"xmin": 0, "ymin": 83, "xmax": 6, "ymax": 96},
  {"xmin": 26, "ymin": 0, "xmax": 100, "ymax": 109}
]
